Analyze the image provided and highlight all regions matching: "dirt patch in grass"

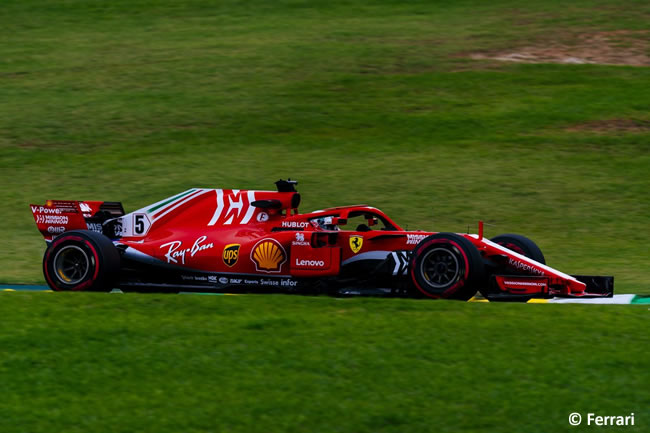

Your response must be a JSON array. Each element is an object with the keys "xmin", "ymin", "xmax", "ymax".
[
  {"xmin": 567, "ymin": 119, "xmax": 650, "ymax": 133},
  {"xmin": 470, "ymin": 31, "xmax": 649, "ymax": 66}
]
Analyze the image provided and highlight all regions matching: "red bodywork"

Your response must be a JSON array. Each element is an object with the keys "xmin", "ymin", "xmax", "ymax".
[{"xmin": 31, "ymin": 184, "xmax": 612, "ymax": 299}]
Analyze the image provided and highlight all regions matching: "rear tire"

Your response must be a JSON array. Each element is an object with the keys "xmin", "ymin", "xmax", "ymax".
[
  {"xmin": 409, "ymin": 233, "xmax": 484, "ymax": 300},
  {"xmin": 43, "ymin": 230, "xmax": 120, "ymax": 292}
]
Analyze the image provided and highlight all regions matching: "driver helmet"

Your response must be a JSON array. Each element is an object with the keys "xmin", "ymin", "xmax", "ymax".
[{"xmin": 313, "ymin": 216, "xmax": 338, "ymax": 231}]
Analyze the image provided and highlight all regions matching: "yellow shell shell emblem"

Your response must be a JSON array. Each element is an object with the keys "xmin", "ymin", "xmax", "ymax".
[
  {"xmin": 251, "ymin": 239, "xmax": 287, "ymax": 272},
  {"xmin": 349, "ymin": 235, "xmax": 363, "ymax": 254}
]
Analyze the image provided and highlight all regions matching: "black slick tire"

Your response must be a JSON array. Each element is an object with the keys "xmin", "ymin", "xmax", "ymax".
[
  {"xmin": 490, "ymin": 233, "xmax": 545, "ymax": 264},
  {"xmin": 409, "ymin": 233, "xmax": 484, "ymax": 301},
  {"xmin": 43, "ymin": 230, "xmax": 120, "ymax": 292}
]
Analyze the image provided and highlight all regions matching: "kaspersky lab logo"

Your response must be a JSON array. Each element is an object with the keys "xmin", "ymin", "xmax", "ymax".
[{"xmin": 222, "ymin": 244, "xmax": 240, "ymax": 267}]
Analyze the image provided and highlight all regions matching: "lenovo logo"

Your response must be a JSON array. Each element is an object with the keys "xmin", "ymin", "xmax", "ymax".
[{"xmin": 295, "ymin": 258, "xmax": 325, "ymax": 267}]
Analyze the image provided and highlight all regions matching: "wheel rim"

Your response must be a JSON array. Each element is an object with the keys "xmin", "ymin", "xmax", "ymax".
[
  {"xmin": 419, "ymin": 247, "xmax": 461, "ymax": 289},
  {"xmin": 53, "ymin": 245, "xmax": 90, "ymax": 285}
]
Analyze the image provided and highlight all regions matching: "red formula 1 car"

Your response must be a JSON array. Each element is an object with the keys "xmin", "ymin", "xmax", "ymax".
[{"xmin": 31, "ymin": 180, "xmax": 613, "ymax": 301}]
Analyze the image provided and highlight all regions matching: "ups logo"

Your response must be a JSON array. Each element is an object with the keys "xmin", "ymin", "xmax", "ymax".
[{"xmin": 222, "ymin": 244, "xmax": 240, "ymax": 267}]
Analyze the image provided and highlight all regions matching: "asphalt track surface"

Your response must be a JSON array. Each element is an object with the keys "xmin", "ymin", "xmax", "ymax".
[
  {"xmin": 0, "ymin": 284, "xmax": 228, "ymax": 296},
  {"xmin": 1, "ymin": 284, "xmax": 649, "ymax": 303}
]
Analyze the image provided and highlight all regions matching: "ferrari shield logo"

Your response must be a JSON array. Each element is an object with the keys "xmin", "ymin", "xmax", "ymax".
[{"xmin": 349, "ymin": 235, "xmax": 363, "ymax": 254}]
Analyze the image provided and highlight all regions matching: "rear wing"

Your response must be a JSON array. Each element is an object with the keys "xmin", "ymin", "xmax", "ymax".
[{"xmin": 30, "ymin": 200, "xmax": 124, "ymax": 241}]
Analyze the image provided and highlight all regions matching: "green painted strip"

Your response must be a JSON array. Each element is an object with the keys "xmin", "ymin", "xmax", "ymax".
[
  {"xmin": 631, "ymin": 295, "xmax": 650, "ymax": 304},
  {"xmin": 146, "ymin": 189, "xmax": 196, "ymax": 214}
]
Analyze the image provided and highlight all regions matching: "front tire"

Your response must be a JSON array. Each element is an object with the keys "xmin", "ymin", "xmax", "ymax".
[
  {"xmin": 43, "ymin": 230, "xmax": 120, "ymax": 292},
  {"xmin": 409, "ymin": 233, "xmax": 484, "ymax": 300},
  {"xmin": 480, "ymin": 233, "xmax": 546, "ymax": 299},
  {"xmin": 490, "ymin": 233, "xmax": 545, "ymax": 264}
]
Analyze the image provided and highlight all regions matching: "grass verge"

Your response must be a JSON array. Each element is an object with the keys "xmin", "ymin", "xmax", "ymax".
[{"xmin": 1, "ymin": 292, "xmax": 648, "ymax": 433}]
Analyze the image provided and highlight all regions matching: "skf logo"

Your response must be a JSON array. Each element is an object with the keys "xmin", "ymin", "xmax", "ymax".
[
  {"xmin": 349, "ymin": 235, "xmax": 363, "ymax": 254},
  {"xmin": 251, "ymin": 239, "xmax": 287, "ymax": 273},
  {"xmin": 222, "ymin": 244, "xmax": 240, "ymax": 267}
]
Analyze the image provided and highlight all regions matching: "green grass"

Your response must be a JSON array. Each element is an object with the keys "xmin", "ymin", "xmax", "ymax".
[
  {"xmin": 1, "ymin": 0, "xmax": 649, "ymax": 292},
  {"xmin": 1, "ymin": 1, "xmax": 648, "ymax": 292},
  {"xmin": 0, "ymin": 4, "xmax": 648, "ymax": 430},
  {"xmin": 0, "ymin": 292, "xmax": 648, "ymax": 433}
]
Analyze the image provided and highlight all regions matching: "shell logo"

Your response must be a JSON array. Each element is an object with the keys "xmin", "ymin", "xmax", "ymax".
[{"xmin": 251, "ymin": 239, "xmax": 287, "ymax": 273}]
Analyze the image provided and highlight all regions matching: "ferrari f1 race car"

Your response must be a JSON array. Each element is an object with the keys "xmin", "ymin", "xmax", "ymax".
[{"xmin": 31, "ymin": 180, "xmax": 613, "ymax": 301}]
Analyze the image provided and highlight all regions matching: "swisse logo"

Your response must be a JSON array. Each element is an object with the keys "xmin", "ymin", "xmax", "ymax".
[
  {"xmin": 507, "ymin": 258, "xmax": 544, "ymax": 276},
  {"xmin": 31, "ymin": 206, "xmax": 62, "ymax": 215},
  {"xmin": 281, "ymin": 221, "xmax": 309, "ymax": 228},
  {"xmin": 295, "ymin": 258, "xmax": 325, "ymax": 267},
  {"xmin": 261, "ymin": 279, "xmax": 279, "ymax": 286},
  {"xmin": 406, "ymin": 234, "xmax": 427, "ymax": 245}
]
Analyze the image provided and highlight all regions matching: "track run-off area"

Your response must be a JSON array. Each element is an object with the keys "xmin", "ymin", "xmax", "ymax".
[{"xmin": 2, "ymin": 285, "xmax": 649, "ymax": 304}]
